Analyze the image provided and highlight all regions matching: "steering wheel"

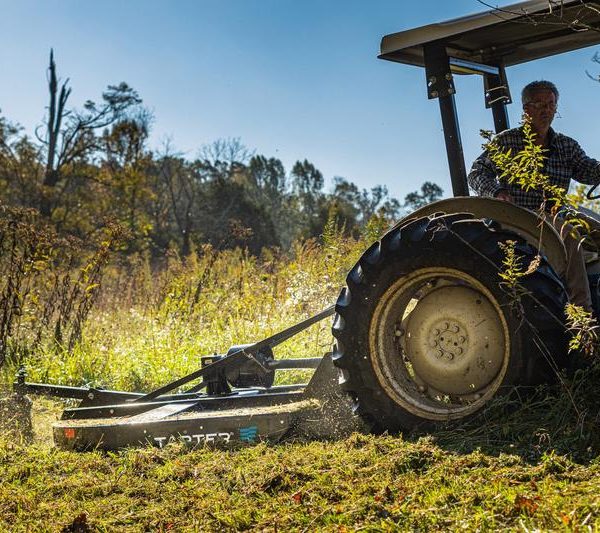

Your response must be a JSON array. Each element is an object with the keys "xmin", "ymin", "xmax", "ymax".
[{"xmin": 587, "ymin": 183, "xmax": 600, "ymax": 201}]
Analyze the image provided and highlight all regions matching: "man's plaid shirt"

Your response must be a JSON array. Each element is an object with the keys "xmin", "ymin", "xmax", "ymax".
[{"xmin": 468, "ymin": 126, "xmax": 600, "ymax": 210}]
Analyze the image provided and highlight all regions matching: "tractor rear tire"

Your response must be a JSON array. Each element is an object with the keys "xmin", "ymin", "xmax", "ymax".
[{"xmin": 332, "ymin": 214, "xmax": 568, "ymax": 433}]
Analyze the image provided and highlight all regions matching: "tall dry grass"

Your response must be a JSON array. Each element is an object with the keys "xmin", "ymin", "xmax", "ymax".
[{"xmin": 1, "ymin": 205, "xmax": 373, "ymax": 392}]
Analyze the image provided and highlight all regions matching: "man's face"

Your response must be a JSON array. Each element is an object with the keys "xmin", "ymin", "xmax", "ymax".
[{"xmin": 523, "ymin": 89, "xmax": 557, "ymax": 132}]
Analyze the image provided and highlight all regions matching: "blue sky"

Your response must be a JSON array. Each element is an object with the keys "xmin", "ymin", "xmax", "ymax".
[{"xmin": 0, "ymin": 1, "xmax": 598, "ymax": 202}]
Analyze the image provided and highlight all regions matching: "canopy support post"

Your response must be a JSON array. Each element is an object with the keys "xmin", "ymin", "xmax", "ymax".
[{"xmin": 423, "ymin": 42, "xmax": 469, "ymax": 197}]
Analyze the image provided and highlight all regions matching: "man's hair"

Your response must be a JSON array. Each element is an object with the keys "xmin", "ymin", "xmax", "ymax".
[{"xmin": 521, "ymin": 80, "xmax": 559, "ymax": 104}]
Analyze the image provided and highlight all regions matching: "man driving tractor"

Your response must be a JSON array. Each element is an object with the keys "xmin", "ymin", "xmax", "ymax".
[{"xmin": 468, "ymin": 80, "xmax": 600, "ymax": 311}]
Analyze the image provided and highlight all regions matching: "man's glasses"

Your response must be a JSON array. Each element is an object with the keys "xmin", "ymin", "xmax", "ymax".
[{"xmin": 524, "ymin": 101, "xmax": 557, "ymax": 111}]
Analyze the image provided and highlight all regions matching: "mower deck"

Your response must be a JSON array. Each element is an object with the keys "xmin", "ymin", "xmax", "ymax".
[
  {"xmin": 54, "ymin": 398, "xmax": 320, "ymax": 450},
  {"xmin": 14, "ymin": 307, "xmax": 358, "ymax": 451}
]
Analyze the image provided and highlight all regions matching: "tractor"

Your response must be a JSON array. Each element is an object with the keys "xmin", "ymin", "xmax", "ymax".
[
  {"xmin": 14, "ymin": 0, "xmax": 600, "ymax": 449},
  {"xmin": 332, "ymin": 0, "xmax": 600, "ymax": 432}
]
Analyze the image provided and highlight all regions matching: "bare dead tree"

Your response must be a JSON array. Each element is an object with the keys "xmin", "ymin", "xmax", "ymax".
[
  {"xmin": 42, "ymin": 50, "xmax": 71, "ymax": 195},
  {"xmin": 37, "ymin": 49, "xmax": 142, "ymax": 216},
  {"xmin": 198, "ymin": 137, "xmax": 255, "ymax": 168}
]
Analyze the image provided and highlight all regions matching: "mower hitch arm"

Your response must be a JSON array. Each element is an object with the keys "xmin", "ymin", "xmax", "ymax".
[{"xmin": 133, "ymin": 305, "xmax": 336, "ymax": 403}]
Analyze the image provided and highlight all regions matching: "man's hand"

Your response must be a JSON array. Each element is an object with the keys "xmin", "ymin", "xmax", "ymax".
[{"xmin": 495, "ymin": 190, "xmax": 514, "ymax": 203}]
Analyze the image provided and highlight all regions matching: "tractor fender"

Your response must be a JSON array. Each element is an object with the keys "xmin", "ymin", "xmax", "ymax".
[{"xmin": 392, "ymin": 197, "xmax": 567, "ymax": 278}]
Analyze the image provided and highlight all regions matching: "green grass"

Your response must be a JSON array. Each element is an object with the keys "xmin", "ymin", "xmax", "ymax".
[
  {"xmin": 2, "ymin": 403, "xmax": 600, "ymax": 532},
  {"xmin": 2, "ymin": 234, "xmax": 600, "ymax": 531}
]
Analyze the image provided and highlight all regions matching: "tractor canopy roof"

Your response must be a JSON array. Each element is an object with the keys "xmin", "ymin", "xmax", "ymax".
[{"xmin": 380, "ymin": 0, "xmax": 600, "ymax": 73}]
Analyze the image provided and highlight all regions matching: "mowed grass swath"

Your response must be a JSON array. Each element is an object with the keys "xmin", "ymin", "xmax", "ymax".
[{"xmin": 2, "ymin": 431, "xmax": 600, "ymax": 531}]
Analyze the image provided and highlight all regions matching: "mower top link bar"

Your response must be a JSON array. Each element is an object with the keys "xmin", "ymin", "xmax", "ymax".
[{"xmin": 133, "ymin": 305, "xmax": 336, "ymax": 403}]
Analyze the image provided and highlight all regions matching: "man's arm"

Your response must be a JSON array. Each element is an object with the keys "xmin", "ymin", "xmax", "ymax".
[
  {"xmin": 570, "ymin": 140, "xmax": 600, "ymax": 185},
  {"xmin": 467, "ymin": 151, "xmax": 511, "ymax": 199}
]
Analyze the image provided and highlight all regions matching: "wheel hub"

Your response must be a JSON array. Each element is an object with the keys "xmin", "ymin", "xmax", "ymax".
[
  {"xmin": 427, "ymin": 319, "xmax": 469, "ymax": 361},
  {"xmin": 404, "ymin": 285, "xmax": 505, "ymax": 395}
]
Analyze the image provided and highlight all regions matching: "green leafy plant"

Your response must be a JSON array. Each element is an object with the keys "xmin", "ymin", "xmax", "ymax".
[
  {"xmin": 564, "ymin": 303, "xmax": 599, "ymax": 356},
  {"xmin": 484, "ymin": 117, "xmax": 599, "ymax": 357}
]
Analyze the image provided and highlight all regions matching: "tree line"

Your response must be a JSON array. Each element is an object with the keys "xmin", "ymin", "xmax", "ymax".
[{"xmin": 0, "ymin": 51, "xmax": 442, "ymax": 258}]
